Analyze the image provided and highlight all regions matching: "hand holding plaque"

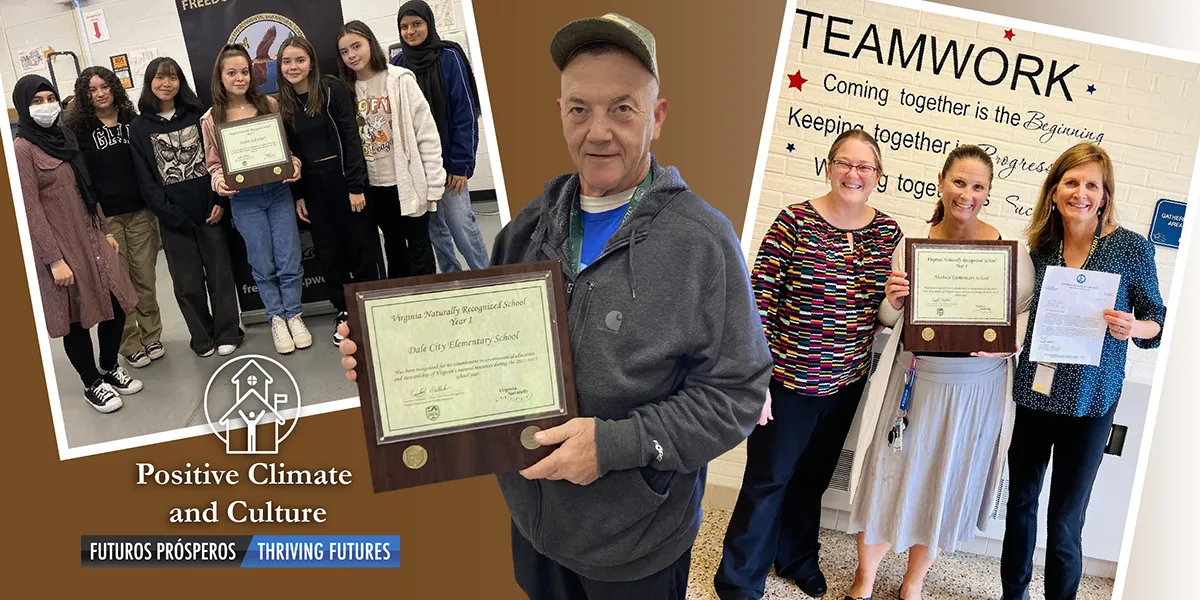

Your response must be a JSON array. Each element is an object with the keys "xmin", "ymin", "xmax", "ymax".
[
  {"xmin": 214, "ymin": 113, "xmax": 295, "ymax": 190},
  {"xmin": 902, "ymin": 238, "xmax": 1018, "ymax": 353},
  {"xmin": 344, "ymin": 262, "xmax": 578, "ymax": 492}
]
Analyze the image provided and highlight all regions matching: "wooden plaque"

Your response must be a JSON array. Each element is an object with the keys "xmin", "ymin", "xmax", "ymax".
[
  {"xmin": 344, "ymin": 261, "xmax": 577, "ymax": 492},
  {"xmin": 213, "ymin": 112, "xmax": 294, "ymax": 190},
  {"xmin": 903, "ymin": 238, "xmax": 1018, "ymax": 354}
]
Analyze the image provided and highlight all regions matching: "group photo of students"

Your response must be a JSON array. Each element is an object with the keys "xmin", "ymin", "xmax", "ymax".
[{"xmin": 9, "ymin": 1, "xmax": 500, "ymax": 447}]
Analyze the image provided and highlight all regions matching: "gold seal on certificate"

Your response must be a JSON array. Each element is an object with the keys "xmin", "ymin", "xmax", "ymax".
[
  {"xmin": 213, "ymin": 113, "xmax": 294, "ymax": 190},
  {"xmin": 345, "ymin": 262, "xmax": 578, "ymax": 492},
  {"xmin": 903, "ymin": 239, "xmax": 1018, "ymax": 353}
]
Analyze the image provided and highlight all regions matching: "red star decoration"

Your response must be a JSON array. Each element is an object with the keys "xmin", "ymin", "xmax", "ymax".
[
  {"xmin": 787, "ymin": 70, "xmax": 808, "ymax": 91},
  {"xmin": 1004, "ymin": 29, "xmax": 1015, "ymax": 41}
]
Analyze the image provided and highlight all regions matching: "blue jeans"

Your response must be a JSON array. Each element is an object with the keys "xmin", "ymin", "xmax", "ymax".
[
  {"xmin": 229, "ymin": 182, "xmax": 303, "ymax": 320},
  {"xmin": 429, "ymin": 186, "xmax": 489, "ymax": 272}
]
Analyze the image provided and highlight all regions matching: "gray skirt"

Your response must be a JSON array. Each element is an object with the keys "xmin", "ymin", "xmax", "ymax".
[{"xmin": 847, "ymin": 352, "xmax": 1007, "ymax": 557}]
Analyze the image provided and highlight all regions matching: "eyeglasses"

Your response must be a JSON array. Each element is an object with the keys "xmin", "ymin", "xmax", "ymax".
[{"xmin": 830, "ymin": 160, "xmax": 879, "ymax": 177}]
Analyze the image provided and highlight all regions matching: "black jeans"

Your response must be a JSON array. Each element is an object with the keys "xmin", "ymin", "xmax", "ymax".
[
  {"xmin": 301, "ymin": 159, "xmax": 383, "ymax": 311},
  {"xmin": 511, "ymin": 521, "xmax": 691, "ymax": 600},
  {"xmin": 160, "ymin": 222, "xmax": 243, "ymax": 355},
  {"xmin": 714, "ymin": 376, "xmax": 866, "ymax": 600},
  {"xmin": 366, "ymin": 184, "xmax": 434, "ymax": 279},
  {"xmin": 1001, "ymin": 402, "xmax": 1117, "ymax": 600},
  {"xmin": 62, "ymin": 293, "xmax": 125, "ymax": 386}
]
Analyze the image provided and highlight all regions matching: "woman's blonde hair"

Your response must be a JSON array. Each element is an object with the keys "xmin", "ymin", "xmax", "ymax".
[{"xmin": 1026, "ymin": 143, "xmax": 1117, "ymax": 254}]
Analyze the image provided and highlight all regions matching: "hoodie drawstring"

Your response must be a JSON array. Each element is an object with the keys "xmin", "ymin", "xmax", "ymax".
[{"xmin": 628, "ymin": 227, "xmax": 637, "ymax": 299}]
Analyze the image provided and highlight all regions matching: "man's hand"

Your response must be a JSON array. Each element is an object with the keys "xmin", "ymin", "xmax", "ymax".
[
  {"xmin": 519, "ymin": 418, "xmax": 600, "ymax": 486},
  {"xmin": 337, "ymin": 322, "xmax": 358, "ymax": 382}
]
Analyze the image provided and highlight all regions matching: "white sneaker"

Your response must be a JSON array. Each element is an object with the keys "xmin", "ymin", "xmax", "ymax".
[
  {"xmin": 217, "ymin": 344, "xmax": 237, "ymax": 356},
  {"xmin": 271, "ymin": 316, "xmax": 295, "ymax": 354},
  {"xmin": 287, "ymin": 315, "xmax": 312, "ymax": 349}
]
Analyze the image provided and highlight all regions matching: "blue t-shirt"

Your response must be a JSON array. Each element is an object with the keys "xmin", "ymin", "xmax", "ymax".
[{"xmin": 579, "ymin": 204, "xmax": 628, "ymax": 271}]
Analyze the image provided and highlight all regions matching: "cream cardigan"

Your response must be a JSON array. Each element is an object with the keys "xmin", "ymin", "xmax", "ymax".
[
  {"xmin": 848, "ymin": 228, "xmax": 1035, "ymax": 532},
  {"xmin": 375, "ymin": 65, "xmax": 446, "ymax": 217}
]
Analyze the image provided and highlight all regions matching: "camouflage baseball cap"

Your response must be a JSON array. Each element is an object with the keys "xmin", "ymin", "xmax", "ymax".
[{"xmin": 550, "ymin": 13, "xmax": 658, "ymax": 80}]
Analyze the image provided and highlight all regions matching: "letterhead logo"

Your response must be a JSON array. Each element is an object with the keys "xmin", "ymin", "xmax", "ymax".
[
  {"xmin": 1077, "ymin": 274, "xmax": 1087, "ymax": 284},
  {"xmin": 203, "ymin": 355, "xmax": 302, "ymax": 455}
]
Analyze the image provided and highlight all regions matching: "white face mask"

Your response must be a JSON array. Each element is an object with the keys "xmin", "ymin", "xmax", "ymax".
[{"xmin": 29, "ymin": 102, "xmax": 62, "ymax": 127}]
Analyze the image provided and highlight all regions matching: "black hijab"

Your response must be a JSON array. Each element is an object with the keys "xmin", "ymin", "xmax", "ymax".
[
  {"xmin": 398, "ymin": 0, "xmax": 482, "ymax": 141},
  {"xmin": 13, "ymin": 75, "xmax": 100, "ymax": 222}
]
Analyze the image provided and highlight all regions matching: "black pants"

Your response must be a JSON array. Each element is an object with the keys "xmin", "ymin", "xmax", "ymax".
[
  {"xmin": 511, "ymin": 521, "xmax": 691, "ymax": 600},
  {"xmin": 302, "ymin": 159, "xmax": 384, "ymax": 311},
  {"xmin": 366, "ymin": 184, "xmax": 434, "ymax": 279},
  {"xmin": 160, "ymin": 221, "xmax": 243, "ymax": 355},
  {"xmin": 62, "ymin": 293, "xmax": 125, "ymax": 386},
  {"xmin": 1001, "ymin": 402, "xmax": 1116, "ymax": 600},
  {"xmin": 714, "ymin": 377, "xmax": 866, "ymax": 600}
]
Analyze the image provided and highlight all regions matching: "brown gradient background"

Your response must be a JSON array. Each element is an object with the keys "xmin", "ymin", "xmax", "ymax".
[{"xmin": 0, "ymin": 0, "xmax": 786, "ymax": 596}]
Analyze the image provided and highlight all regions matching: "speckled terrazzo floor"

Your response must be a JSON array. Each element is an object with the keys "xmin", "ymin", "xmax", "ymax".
[{"xmin": 686, "ymin": 508, "xmax": 1114, "ymax": 600}]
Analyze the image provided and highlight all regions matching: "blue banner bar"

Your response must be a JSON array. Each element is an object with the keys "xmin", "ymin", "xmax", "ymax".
[{"xmin": 241, "ymin": 535, "xmax": 400, "ymax": 568}]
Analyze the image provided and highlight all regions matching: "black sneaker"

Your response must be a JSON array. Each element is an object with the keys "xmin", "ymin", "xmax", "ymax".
[
  {"xmin": 102, "ymin": 366, "xmax": 144, "ymax": 395},
  {"xmin": 125, "ymin": 349, "xmax": 151, "ymax": 368},
  {"xmin": 85, "ymin": 380, "xmax": 123, "ymax": 414},
  {"xmin": 145, "ymin": 341, "xmax": 165, "ymax": 360},
  {"xmin": 333, "ymin": 311, "xmax": 349, "ymax": 346}
]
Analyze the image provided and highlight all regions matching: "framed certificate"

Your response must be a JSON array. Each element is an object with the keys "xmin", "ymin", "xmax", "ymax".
[
  {"xmin": 213, "ymin": 112, "xmax": 294, "ymax": 190},
  {"xmin": 344, "ymin": 261, "xmax": 577, "ymax": 492},
  {"xmin": 903, "ymin": 238, "xmax": 1018, "ymax": 353}
]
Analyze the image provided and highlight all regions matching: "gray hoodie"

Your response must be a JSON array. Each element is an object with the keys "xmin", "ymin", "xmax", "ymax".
[{"xmin": 490, "ymin": 156, "xmax": 773, "ymax": 582}]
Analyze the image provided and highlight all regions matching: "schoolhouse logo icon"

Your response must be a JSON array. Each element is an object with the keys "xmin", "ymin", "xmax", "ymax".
[
  {"xmin": 1077, "ymin": 274, "xmax": 1087, "ymax": 284},
  {"xmin": 203, "ymin": 355, "xmax": 302, "ymax": 455}
]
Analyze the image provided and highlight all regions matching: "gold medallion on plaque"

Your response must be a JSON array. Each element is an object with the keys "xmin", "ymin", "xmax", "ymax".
[
  {"xmin": 521, "ymin": 426, "xmax": 541, "ymax": 450},
  {"xmin": 402, "ymin": 445, "xmax": 428, "ymax": 469},
  {"xmin": 983, "ymin": 328, "xmax": 997, "ymax": 342},
  {"xmin": 921, "ymin": 327, "xmax": 935, "ymax": 341},
  {"xmin": 273, "ymin": 166, "xmax": 282, "ymax": 175},
  {"xmin": 235, "ymin": 174, "xmax": 245, "ymax": 183}
]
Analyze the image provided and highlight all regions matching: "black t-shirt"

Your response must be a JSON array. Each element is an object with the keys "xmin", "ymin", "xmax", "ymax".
[
  {"xmin": 78, "ymin": 117, "xmax": 146, "ymax": 217},
  {"xmin": 291, "ymin": 93, "xmax": 339, "ymax": 162}
]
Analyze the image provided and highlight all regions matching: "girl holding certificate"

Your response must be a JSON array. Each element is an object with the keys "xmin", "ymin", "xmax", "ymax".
[
  {"xmin": 1000, "ymin": 143, "xmax": 1166, "ymax": 600},
  {"xmin": 336, "ymin": 20, "xmax": 446, "ymax": 279},
  {"xmin": 129, "ymin": 57, "xmax": 244, "ymax": 359},
  {"xmin": 277, "ymin": 36, "xmax": 384, "ymax": 346},
  {"xmin": 201, "ymin": 44, "xmax": 311, "ymax": 355},
  {"xmin": 843, "ymin": 145, "xmax": 1035, "ymax": 600},
  {"xmin": 716, "ymin": 130, "xmax": 903, "ymax": 600},
  {"xmin": 12, "ymin": 74, "xmax": 142, "ymax": 413}
]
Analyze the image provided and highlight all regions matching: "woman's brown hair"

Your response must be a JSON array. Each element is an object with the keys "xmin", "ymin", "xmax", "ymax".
[
  {"xmin": 210, "ymin": 44, "xmax": 274, "ymax": 124},
  {"xmin": 928, "ymin": 145, "xmax": 994, "ymax": 225},
  {"xmin": 276, "ymin": 36, "xmax": 326, "ymax": 126},
  {"xmin": 1025, "ymin": 143, "xmax": 1118, "ymax": 254},
  {"xmin": 336, "ymin": 21, "xmax": 390, "ymax": 94},
  {"xmin": 826, "ymin": 128, "xmax": 884, "ymax": 176}
]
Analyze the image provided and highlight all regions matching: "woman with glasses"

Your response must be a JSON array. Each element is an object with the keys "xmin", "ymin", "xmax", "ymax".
[
  {"xmin": 843, "ymin": 145, "xmax": 1034, "ymax": 600},
  {"xmin": 715, "ymin": 129, "xmax": 903, "ymax": 600},
  {"xmin": 1001, "ymin": 143, "xmax": 1165, "ymax": 600}
]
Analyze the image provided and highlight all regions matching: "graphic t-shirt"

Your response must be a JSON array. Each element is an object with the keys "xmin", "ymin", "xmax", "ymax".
[{"xmin": 355, "ymin": 71, "xmax": 396, "ymax": 187}]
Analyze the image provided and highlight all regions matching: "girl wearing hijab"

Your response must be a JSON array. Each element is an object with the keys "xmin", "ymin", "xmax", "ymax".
[
  {"xmin": 392, "ymin": 0, "xmax": 490, "ymax": 273},
  {"xmin": 277, "ymin": 35, "xmax": 383, "ymax": 346},
  {"xmin": 65, "ymin": 66, "xmax": 165, "ymax": 369},
  {"xmin": 337, "ymin": 20, "xmax": 445, "ymax": 278},
  {"xmin": 13, "ymin": 74, "xmax": 143, "ymax": 413}
]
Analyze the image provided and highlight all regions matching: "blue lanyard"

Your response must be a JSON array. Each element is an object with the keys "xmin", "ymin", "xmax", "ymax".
[{"xmin": 899, "ymin": 355, "xmax": 916, "ymax": 413}]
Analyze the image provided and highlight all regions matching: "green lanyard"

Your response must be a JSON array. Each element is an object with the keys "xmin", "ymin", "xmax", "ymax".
[
  {"xmin": 1058, "ymin": 218, "xmax": 1104, "ymax": 270},
  {"xmin": 568, "ymin": 170, "xmax": 653, "ymax": 276}
]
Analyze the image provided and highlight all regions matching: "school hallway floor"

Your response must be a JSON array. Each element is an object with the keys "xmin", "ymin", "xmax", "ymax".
[
  {"xmin": 51, "ymin": 200, "xmax": 505, "ymax": 450},
  {"xmin": 686, "ymin": 508, "xmax": 1115, "ymax": 600}
]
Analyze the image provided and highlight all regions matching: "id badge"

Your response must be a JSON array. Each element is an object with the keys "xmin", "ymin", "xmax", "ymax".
[{"xmin": 1032, "ymin": 362, "xmax": 1056, "ymax": 395}]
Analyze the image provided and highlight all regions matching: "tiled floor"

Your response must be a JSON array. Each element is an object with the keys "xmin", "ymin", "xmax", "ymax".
[{"xmin": 686, "ymin": 508, "xmax": 1115, "ymax": 600}]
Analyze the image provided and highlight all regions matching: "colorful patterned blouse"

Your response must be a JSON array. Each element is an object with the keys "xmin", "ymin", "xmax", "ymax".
[{"xmin": 751, "ymin": 202, "xmax": 903, "ymax": 397}]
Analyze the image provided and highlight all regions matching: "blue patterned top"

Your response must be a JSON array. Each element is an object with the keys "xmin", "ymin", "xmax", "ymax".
[{"xmin": 1013, "ymin": 227, "xmax": 1167, "ymax": 417}]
